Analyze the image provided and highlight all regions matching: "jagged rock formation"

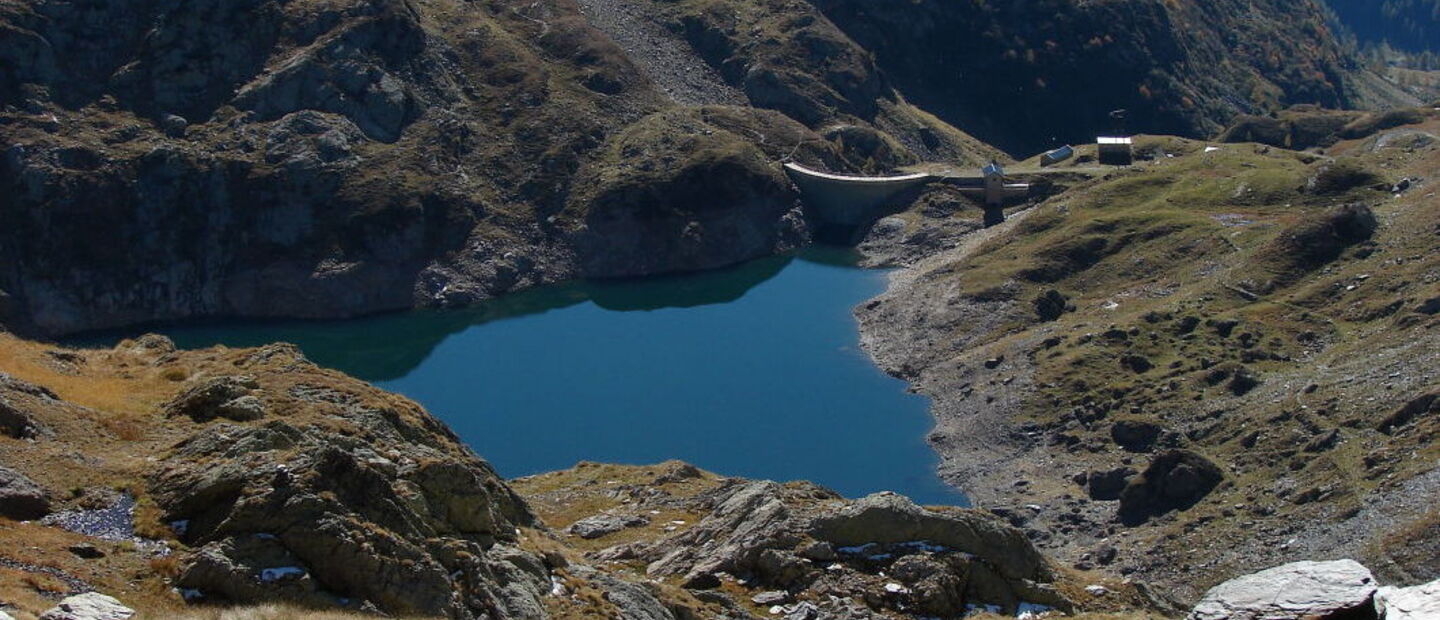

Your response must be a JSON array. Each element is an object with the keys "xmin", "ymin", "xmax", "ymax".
[
  {"xmin": 138, "ymin": 346, "xmax": 552, "ymax": 618},
  {"xmin": 0, "ymin": 333, "xmax": 555, "ymax": 617},
  {"xmin": 516, "ymin": 462, "xmax": 1076, "ymax": 619}
]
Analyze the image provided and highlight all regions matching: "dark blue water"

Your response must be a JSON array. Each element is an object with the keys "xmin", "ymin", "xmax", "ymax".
[{"xmin": 87, "ymin": 249, "xmax": 963, "ymax": 505}]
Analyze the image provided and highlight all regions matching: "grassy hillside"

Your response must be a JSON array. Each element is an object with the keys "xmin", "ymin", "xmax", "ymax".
[{"xmin": 857, "ymin": 109, "xmax": 1440, "ymax": 599}]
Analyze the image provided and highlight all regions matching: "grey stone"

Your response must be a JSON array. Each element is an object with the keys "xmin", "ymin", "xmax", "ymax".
[
  {"xmin": 647, "ymin": 481, "xmax": 793, "ymax": 580},
  {"xmin": 163, "ymin": 376, "xmax": 265, "ymax": 422},
  {"xmin": 752, "ymin": 590, "xmax": 790, "ymax": 605},
  {"xmin": 809, "ymin": 492, "xmax": 1046, "ymax": 581},
  {"xmin": 567, "ymin": 513, "xmax": 650, "ymax": 539},
  {"xmin": 575, "ymin": 567, "xmax": 677, "ymax": 620},
  {"xmin": 1187, "ymin": 559, "xmax": 1377, "ymax": 620},
  {"xmin": 38, "ymin": 592, "xmax": 135, "ymax": 620},
  {"xmin": 1375, "ymin": 577, "xmax": 1440, "ymax": 620},
  {"xmin": 0, "ymin": 465, "xmax": 51, "ymax": 520},
  {"xmin": 1034, "ymin": 289, "xmax": 1071, "ymax": 322},
  {"xmin": 797, "ymin": 540, "xmax": 838, "ymax": 561},
  {"xmin": 160, "ymin": 114, "xmax": 188, "ymax": 138},
  {"xmin": 1111, "ymin": 420, "xmax": 1163, "ymax": 453},
  {"xmin": 1087, "ymin": 467, "xmax": 1136, "ymax": 501}
]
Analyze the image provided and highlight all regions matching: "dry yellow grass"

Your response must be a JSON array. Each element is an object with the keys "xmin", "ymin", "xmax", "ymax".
[{"xmin": 0, "ymin": 334, "xmax": 175, "ymax": 417}]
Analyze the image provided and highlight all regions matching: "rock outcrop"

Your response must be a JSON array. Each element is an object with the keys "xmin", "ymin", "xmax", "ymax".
[
  {"xmin": 620, "ymin": 481, "xmax": 1062, "ymax": 616},
  {"xmin": 564, "ymin": 107, "xmax": 826, "ymax": 278},
  {"xmin": 37, "ymin": 593, "xmax": 134, "ymax": 620},
  {"xmin": 0, "ymin": 372, "xmax": 55, "ymax": 439},
  {"xmin": 1188, "ymin": 559, "xmax": 1379, "ymax": 620},
  {"xmin": 0, "ymin": 464, "xmax": 51, "ymax": 520},
  {"xmin": 1376, "ymin": 577, "xmax": 1440, "ymax": 620},
  {"xmin": 151, "ymin": 396, "xmax": 548, "ymax": 617},
  {"xmin": 1118, "ymin": 450, "xmax": 1225, "ymax": 526},
  {"xmin": 162, "ymin": 375, "xmax": 265, "ymax": 422}
]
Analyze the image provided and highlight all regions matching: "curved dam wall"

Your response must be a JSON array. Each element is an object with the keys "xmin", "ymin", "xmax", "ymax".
[{"xmin": 783, "ymin": 163, "xmax": 934, "ymax": 226}]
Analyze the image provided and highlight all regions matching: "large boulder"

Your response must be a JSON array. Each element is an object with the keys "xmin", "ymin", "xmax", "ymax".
[
  {"xmin": 1086, "ymin": 467, "xmax": 1136, "ymax": 501},
  {"xmin": 163, "ymin": 376, "xmax": 265, "ymax": 422},
  {"xmin": 1111, "ymin": 419, "xmax": 1164, "ymax": 453},
  {"xmin": 1118, "ymin": 450, "xmax": 1224, "ymax": 525},
  {"xmin": 808, "ymin": 492, "xmax": 1047, "ymax": 582},
  {"xmin": 1376, "ymin": 577, "xmax": 1440, "ymax": 620},
  {"xmin": 567, "ymin": 513, "xmax": 650, "ymax": 539},
  {"xmin": 0, "ymin": 465, "xmax": 51, "ymax": 520},
  {"xmin": 1187, "ymin": 559, "xmax": 1378, "ymax": 620},
  {"xmin": 570, "ymin": 566, "xmax": 678, "ymax": 620},
  {"xmin": 37, "ymin": 593, "xmax": 134, "ymax": 620},
  {"xmin": 0, "ymin": 373, "xmax": 54, "ymax": 438}
]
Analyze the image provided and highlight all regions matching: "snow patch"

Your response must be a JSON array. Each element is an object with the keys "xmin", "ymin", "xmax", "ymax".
[{"xmin": 259, "ymin": 566, "xmax": 307, "ymax": 582}]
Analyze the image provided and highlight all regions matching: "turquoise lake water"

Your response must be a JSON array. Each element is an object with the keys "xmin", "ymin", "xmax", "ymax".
[{"xmin": 91, "ymin": 248, "xmax": 964, "ymax": 505}]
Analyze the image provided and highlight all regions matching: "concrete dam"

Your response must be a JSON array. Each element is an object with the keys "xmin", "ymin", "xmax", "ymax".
[{"xmin": 783, "ymin": 162, "xmax": 1031, "ymax": 227}]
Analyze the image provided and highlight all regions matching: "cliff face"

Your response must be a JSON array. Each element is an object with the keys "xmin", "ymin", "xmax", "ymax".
[{"xmin": 0, "ymin": 0, "xmax": 654, "ymax": 335}]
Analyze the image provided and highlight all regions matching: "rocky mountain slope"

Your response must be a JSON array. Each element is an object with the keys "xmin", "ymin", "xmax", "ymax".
[
  {"xmin": 1322, "ymin": 0, "xmax": 1440, "ymax": 54},
  {"xmin": 0, "ymin": 331, "xmax": 1126, "ymax": 619},
  {"xmin": 3, "ymin": 0, "xmax": 1439, "ymax": 618},
  {"xmin": 0, "ymin": 0, "xmax": 1000, "ymax": 337},
  {"xmin": 0, "ymin": 0, "xmax": 1407, "ymax": 338},
  {"xmin": 855, "ymin": 108, "xmax": 1440, "ymax": 602},
  {"xmin": 810, "ymin": 0, "xmax": 1403, "ymax": 155}
]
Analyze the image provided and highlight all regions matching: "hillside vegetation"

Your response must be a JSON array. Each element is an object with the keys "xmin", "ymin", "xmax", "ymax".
[{"xmin": 856, "ymin": 109, "xmax": 1440, "ymax": 600}]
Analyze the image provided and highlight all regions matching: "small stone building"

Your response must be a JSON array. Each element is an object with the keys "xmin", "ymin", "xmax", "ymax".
[{"xmin": 1097, "ymin": 136, "xmax": 1133, "ymax": 165}]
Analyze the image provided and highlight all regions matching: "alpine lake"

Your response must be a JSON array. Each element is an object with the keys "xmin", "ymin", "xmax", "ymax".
[{"xmin": 80, "ymin": 247, "xmax": 966, "ymax": 506}]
